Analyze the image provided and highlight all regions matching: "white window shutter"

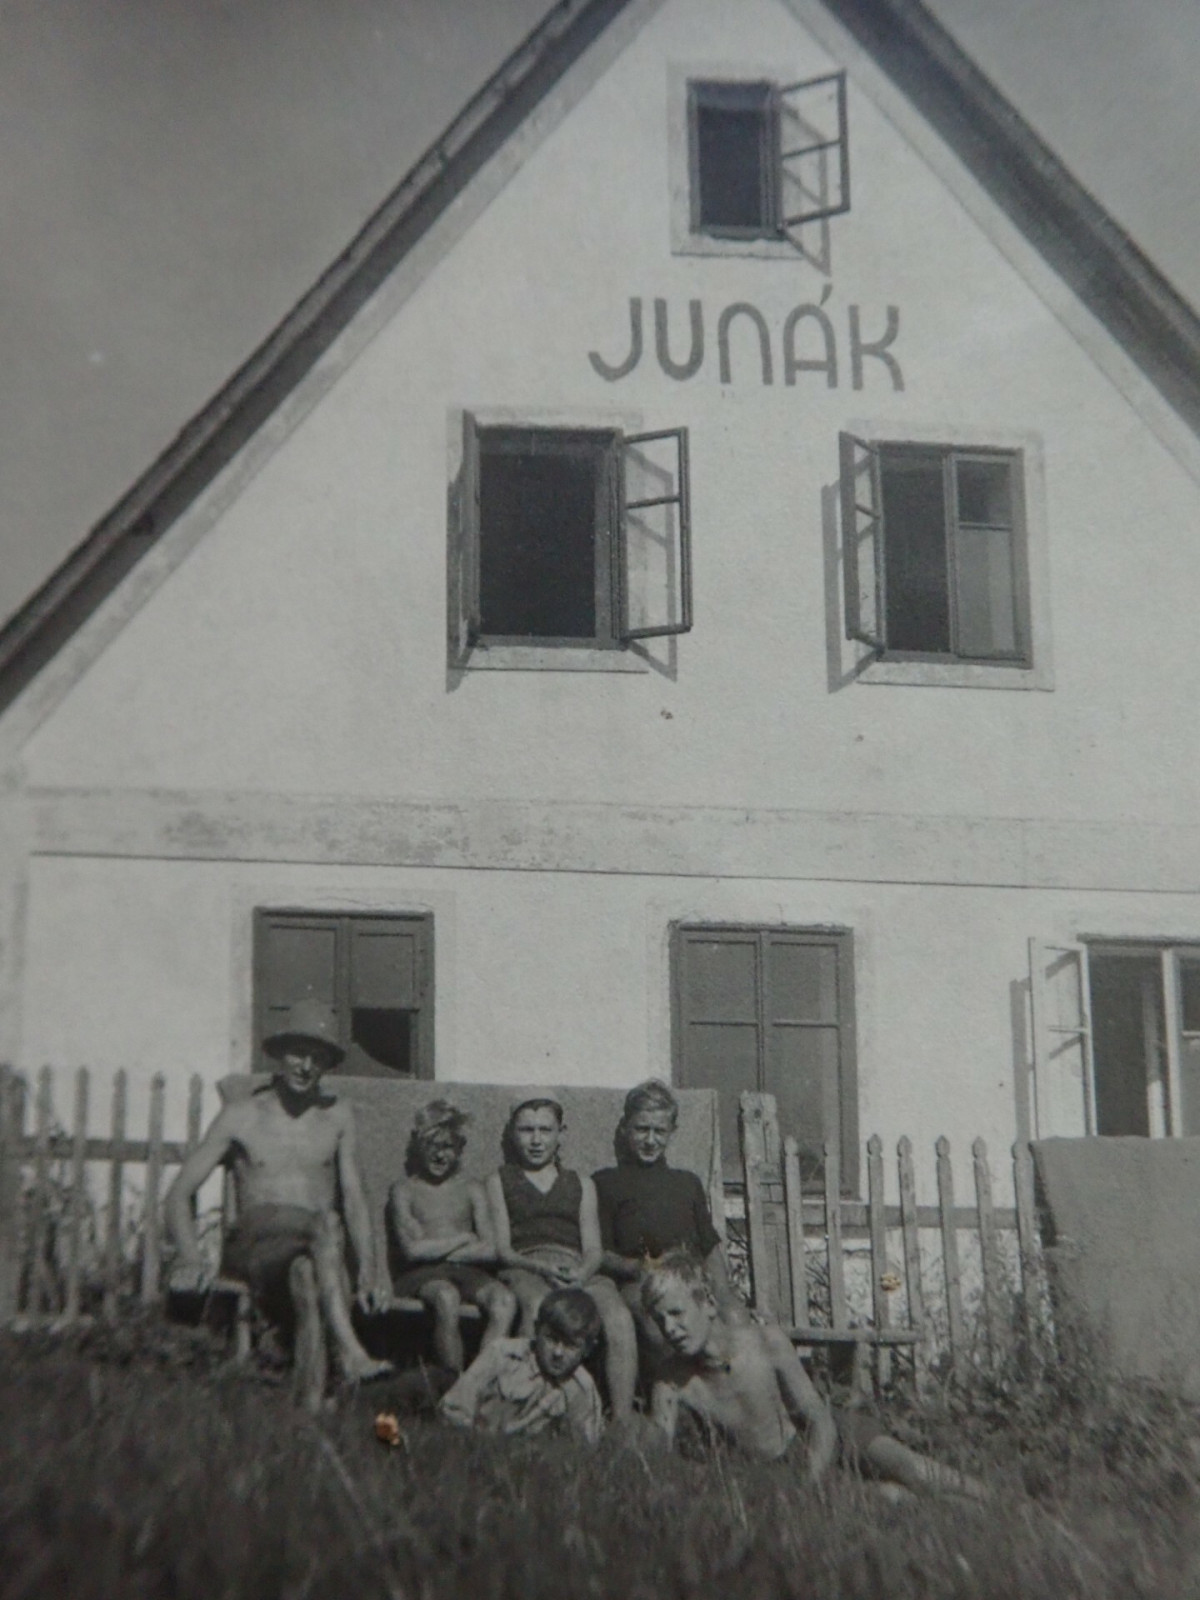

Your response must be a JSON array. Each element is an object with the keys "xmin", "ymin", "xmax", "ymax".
[{"xmin": 1028, "ymin": 937, "xmax": 1095, "ymax": 1138}]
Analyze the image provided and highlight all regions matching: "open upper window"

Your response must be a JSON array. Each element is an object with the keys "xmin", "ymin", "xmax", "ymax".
[
  {"xmin": 450, "ymin": 419, "xmax": 692, "ymax": 663},
  {"xmin": 682, "ymin": 72, "xmax": 848, "ymax": 251},
  {"xmin": 1029, "ymin": 938, "xmax": 1200, "ymax": 1139},
  {"xmin": 254, "ymin": 910, "xmax": 434, "ymax": 1078},
  {"xmin": 839, "ymin": 432, "xmax": 1052, "ymax": 687}
]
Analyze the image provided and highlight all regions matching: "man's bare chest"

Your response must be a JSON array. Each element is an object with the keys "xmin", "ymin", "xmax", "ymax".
[
  {"xmin": 410, "ymin": 1179, "xmax": 473, "ymax": 1230},
  {"xmin": 235, "ymin": 1107, "xmax": 342, "ymax": 1170}
]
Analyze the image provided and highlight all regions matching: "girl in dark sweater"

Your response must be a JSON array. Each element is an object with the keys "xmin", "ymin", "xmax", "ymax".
[{"xmin": 485, "ymin": 1095, "xmax": 636, "ymax": 1421}]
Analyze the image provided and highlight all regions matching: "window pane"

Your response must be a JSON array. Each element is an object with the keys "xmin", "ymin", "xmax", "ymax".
[
  {"xmin": 479, "ymin": 449, "xmax": 597, "ymax": 638},
  {"xmin": 1088, "ymin": 953, "xmax": 1162, "ymax": 1137},
  {"xmin": 766, "ymin": 1022, "xmax": 840, "ymax": 1184},
  {"xmin": 683, "ymin": 936, "xmax": 759, "ymax": 1022},
  {"xmin": 955, "ymin": 525, "xmax": 1018, "ymax": 657},
  {"xmin": 262, "ymin": 923, "xmax": 337, "ymax": 1008},
  {"xmin": 880, "ymin": 454, "xmax": 950, "ymax": 652},
  {"xmin": 956, "ymin": 460, "xmax": 1012, "ymax": 526},
  {"xmin": 683, "ymin": 1021, "xmax": 759, "ymax": 1178},
  {"xmin": 350, "ymin": 925, "xmax": 417, "ymax": 1009},
  {"xmin": 1179, "ymin": 960, "xmax": 1200, "ymax": 1032},
  {"xmin": 767, "ymin": 939, "xmax": 837, "ymax": 1023},
  {"xmin": 349, "ymin": 1009, "xmax": 414, "ymax": 1077},
  {"xmin": 696, "ymin": 103, "xmax": 771, "ymax": 232}
]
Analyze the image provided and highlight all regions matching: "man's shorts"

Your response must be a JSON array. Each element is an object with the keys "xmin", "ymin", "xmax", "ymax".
[
  {"xmin": 392, "ymin": 1262, "xmax": 498, "ymax": 1300},
  {"xmin": 220, "ymin": 1203, "xmax": 322, "ymax": 1322}
]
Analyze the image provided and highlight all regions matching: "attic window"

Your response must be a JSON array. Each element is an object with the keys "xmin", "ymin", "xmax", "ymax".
[{"xmin": 687, "ymin": 72, "xmax": 849, "ymax": 243}]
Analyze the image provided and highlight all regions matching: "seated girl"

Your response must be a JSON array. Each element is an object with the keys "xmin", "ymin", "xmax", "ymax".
[{"xmin": 485, "ymin": 1095, "xmax": 637, "ymax": 1422}]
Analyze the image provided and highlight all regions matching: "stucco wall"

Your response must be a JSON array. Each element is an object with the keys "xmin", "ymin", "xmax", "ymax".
[{"xmin": 15, "ymin": 0, "xmax": 1200, "ymax": 830}]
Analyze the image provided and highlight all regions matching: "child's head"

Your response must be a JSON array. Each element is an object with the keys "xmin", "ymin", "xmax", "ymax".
[
  {"xmin": 533, "ymin": 1288, "xmax": 601, "ymax": 1383},
  {"xmin": 640, "ymin": 1250, "xmax": 717, "ymax": 1358},
  {"xmin": 617, "ymin": 1079, "xmax": 679, "ymax": 1166},
  {"xmin": 502, "ymin": 1095, "xmax": 565, "ymax": 1169},
  {"xmin": 406, "ymin": 1099, "xmax": 469, "ymax": 1180}
]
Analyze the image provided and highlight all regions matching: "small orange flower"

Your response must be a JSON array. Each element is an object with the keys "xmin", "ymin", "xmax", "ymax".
[
  {"xmin": 879, "ymin": 1271, "xmax": 902, "ymax": 1293},
  {"xmin": 374, "ymin": 1412, "xmax": 403, "ymax": 1447}
]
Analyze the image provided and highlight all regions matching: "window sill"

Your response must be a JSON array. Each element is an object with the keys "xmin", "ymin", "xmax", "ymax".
[
  {"xmin": 671, "ymin": 228, "xmax": 802, "ymax": 261},
  {"xmin": 856, "ymin": 658, "xmax": 1054, "ymax": 691},
  {"xmin": 462, "ymin": 645, "xmax": 649, "ymax": 673}
]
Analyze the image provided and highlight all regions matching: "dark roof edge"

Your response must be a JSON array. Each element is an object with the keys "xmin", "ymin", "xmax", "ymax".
[
  {"xmin": 0, "ymin": 0, "xmax": 633, "ymax": 716},
  {"xmin": 833, "ymin": 0, "xmax": 1200, "ymax": 428}
]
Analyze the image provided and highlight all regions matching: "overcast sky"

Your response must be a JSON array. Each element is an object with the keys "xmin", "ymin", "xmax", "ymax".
[{"xmin": 2, "ymin": 0, "xmax": 1198, "ymax": 629}]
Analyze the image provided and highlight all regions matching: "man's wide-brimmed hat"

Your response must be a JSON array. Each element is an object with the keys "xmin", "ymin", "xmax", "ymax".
[{"xmin": 263, "ymin": 997, "xmax": 345, "ymax": 1065}]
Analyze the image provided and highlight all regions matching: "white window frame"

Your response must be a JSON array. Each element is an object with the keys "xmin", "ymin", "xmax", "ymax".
[
  {"xmin": 841, "ymin": 421, "xmax": 1053, "ymax": 690},
  {"xmin": 446, "ymin": 407, "xmax": 691, "ymax": 673},
  {"xmin": 668, "ymin": 63, "xmax": 849, "ymax": 261},
  {"xmin": 1029, "ymin": 936, "xmax": 1200, "ymax": 1138}
]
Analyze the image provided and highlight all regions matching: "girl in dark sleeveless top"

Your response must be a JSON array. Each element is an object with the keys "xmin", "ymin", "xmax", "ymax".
[{"xmin": 485, "ymin": 1095, "xmax": 637, "ymax": 1422}]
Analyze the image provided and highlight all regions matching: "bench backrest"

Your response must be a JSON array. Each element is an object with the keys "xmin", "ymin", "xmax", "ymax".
[{"xmin": 217, "ymin": 1076, "xmax": 724, "ymax": 1284}]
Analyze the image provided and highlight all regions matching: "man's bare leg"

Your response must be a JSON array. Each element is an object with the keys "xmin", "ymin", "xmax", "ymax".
[
  {"xmin": 288, "ymin": 1255, "xmax": 327, "ymax": 1415},
  {"xmin": 863, "ymin": 1436, "xmax": 989, "ymax": 1503},
  {"xmin": 420, "ymin": 1279, "xmax": 465, "ymax": 1372},
  {"xmin": 310, "ymin": 1215, "xmax": 392, "ymax": 1381},
  {"xmin": 498, "ymin": 1267, "xmax": 548, "ymax": 1336},
  {"xmin": 476, "ymin": 1280, "xmax": 518, "ymax": 1349}
]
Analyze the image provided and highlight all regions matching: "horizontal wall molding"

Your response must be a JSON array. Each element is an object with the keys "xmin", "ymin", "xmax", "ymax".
[{"xmin": 14, "ymin": 787, "xmax": 1200, "ymax": 895}]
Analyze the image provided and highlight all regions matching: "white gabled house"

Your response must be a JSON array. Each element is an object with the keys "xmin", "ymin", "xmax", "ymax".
[{"xmin": 3, "ymin": 0, "xmax": 1200, "ymax": 1194}]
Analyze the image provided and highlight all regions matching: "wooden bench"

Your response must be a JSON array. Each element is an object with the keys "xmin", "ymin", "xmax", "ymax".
[{"xmin": 213, "ymin": 1076, "xmax": 724, "ymax": 1355}]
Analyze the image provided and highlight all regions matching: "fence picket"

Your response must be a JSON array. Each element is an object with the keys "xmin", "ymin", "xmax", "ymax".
[
  {"xmin": 1012, "ymin": 1141, "xmax": 1043, "ymax": 1368},
  {"xmin": 782, "ymin": 1135, "xmax": 807, "ymax": 1326},
  {"xmin": 741, "ymin": 1095, "xmax": 778, "ymax": 1316},
  {"xmin": 141, "ymin": 1075, "xmax": 165, "ymax": 1304},
  {"xmin": 103, "ymin": 1071, "xmax": 127, "ymax": 1320},
  {"xmin": 63, "ymin": 1068, "xmax": 90, "ymax": 1322},
  {"xmin": 0, "ymin": 1069, "xmax": 22, "ymax": 1320},
  {"xmin": 867, "ymin": 1134, "xmax": 891, "ymax": 1387},
  {"xmin": 897, "ymin": 1136, "xmax": 926, "ymax": 1392},
  {"xmin": 29, "ymin": 1068, "xmax": 54, "ymax": 1315},
  {"xmin": 937, "ymin": 1136, "xmax": 965, "ymax": 1375},
  {"xmin": 186, "ymin": 1075, "xmax": 202, "ymax": 1152},
  {"xmin": 823, "ymin": 1138, "xmax": 848, "ymax": 1328},
  {"xmin": 973, "ymin": 1137, "xmax": 1003, "ymax": 1369}
]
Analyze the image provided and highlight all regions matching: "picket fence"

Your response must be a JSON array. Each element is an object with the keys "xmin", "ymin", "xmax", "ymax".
[{"xmin": 0, "ymin": 1067, "xmax": 1052, "ymax": 1384}]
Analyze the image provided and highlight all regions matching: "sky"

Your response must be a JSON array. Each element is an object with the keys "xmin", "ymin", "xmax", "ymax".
[{"xmin": 2, "ymin": 0, "xmax": 1198, "ymax": 630}]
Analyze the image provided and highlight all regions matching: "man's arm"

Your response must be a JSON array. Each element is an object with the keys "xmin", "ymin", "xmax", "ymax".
[
  {"xmin": 446, "ymin": 1182, "xmax": 499, "ymax": 1264},
  {"xmin": 763, "ymin": 1324, "xmax": 837, "ymax": 1484},
  {"xmin": 163, "ymin": 1108, "xmax": 238, "ymax": 1289},
  {"xmin": 335, "ymin": 1107, "xmax": 386, "ymax": 1310},
  {"xmin": 388, "ymin": 1181, "xmax": 475, "ymax": 1262},
  {"xmin": 574, "ymin": 1176, "xmax": 604, "ymax": 1285}
]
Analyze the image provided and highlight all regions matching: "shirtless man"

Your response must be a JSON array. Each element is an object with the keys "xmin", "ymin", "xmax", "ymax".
[
  {"xmin": 643, "ymin": 1252, "xmax": 987, "ymax": 1502},
  {"xmin": 165, "ymin": 997, "xmax": 392, "ymax": 1410},
  {"xmin": 387, "ymin": 1099, "xmax": 517, "ymax": 1372}
]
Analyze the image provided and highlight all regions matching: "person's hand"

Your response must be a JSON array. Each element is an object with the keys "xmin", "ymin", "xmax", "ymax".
[
  {"xmin": 356, "ymin": 1283, "xmax": 391, "ymax": 1315},
  {"xmin": 168, "ymin": 1261, "xmax": 212, "ymax": 1295},
  {"xmin": 550, "ymin": 1262, "xmax": 583, "ymax": 1288}
]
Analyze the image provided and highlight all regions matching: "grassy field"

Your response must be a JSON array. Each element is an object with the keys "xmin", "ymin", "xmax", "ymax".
[{"xmin": 3, "ymin": 1315, "xmax": 1200, "ymax": 1600}]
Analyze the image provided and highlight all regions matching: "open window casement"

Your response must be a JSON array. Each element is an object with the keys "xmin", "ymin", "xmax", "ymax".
[
  {"xmin": 449, "ymin": 411, "xmax": 482, "ymax": 661},
  {"xmin": 839, "ymin": 431, "xmax": 885, "ymax": 651},
  {"xmin": 618, "ymin": 427, "xmax": 693, "ymax": 640},
  {"xmin": 778, "ymin": 71, "xmax": 849, "ymax": 230},
  {"xmin": 1028, "ymin": 938, "xmax": 1097, "ymax": 1138}
]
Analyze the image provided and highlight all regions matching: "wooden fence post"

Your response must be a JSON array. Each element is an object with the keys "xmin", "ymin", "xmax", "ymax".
[
  {"xmin": 63, "ymin": 1068, "xmax": 89, "ymax": 1323},
  {"xmin": 782, "ymin": 1135, "xmax": 807, "ymax": 1326},
  {"xmin": 103, "ymin": 1070, "xmax": 127, "ymax": 1321},
  {"xmin": 973, "ymin": 1137, "xmax": 1004, "ymax": 1370},
  {"xmin": 141, "ymin": 1074, "xmax": 166, "ymax": 1304},
  {"xmin": 740, "ymin": 1093, "xmax": 784, "ymax": 1317},
  {"xmin": 0, "ymin": 1068, "xmax": 22, "ymax": 1320},
  {"xmin": 1012, "ymin": 1140, "xmax": 1046, "ymax": 1369},
  {"xmin": 823, "ymin": 1137, "xmax": 847, "ymax": 1330},
  {"xmin": 937, "ymin": 1136, "xmax": 965, "ymax": 1376},
  {"xmin": 867, "ymin": 1134, "xmax": 891, "ymax": 1388},
  {"xmin": 897, "ymin": 1136, "xmax": 926, "ymax": 1393},
  {"xmin": 29, "ymin": 1067, "xmax": 54, "ymax": 1316}
]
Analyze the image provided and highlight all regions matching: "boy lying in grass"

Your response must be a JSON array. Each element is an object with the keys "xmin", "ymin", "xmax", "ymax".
[
  {"xmin": 388, "ymin": 1099, "xmax": 517, "ymax": 1373},
  {"xmin": 642, "ymin": 1252, "xmax": 988, "ymax": 1503},
  {"xmin": 437, "ymin": 1288, "xmax": 605, "ymax": 1444}
]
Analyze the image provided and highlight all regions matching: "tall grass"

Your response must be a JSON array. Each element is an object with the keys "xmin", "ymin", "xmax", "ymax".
[{"xmin": 3, "ymin": 1316, "xmax": 1200, "ymax": 1600}]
